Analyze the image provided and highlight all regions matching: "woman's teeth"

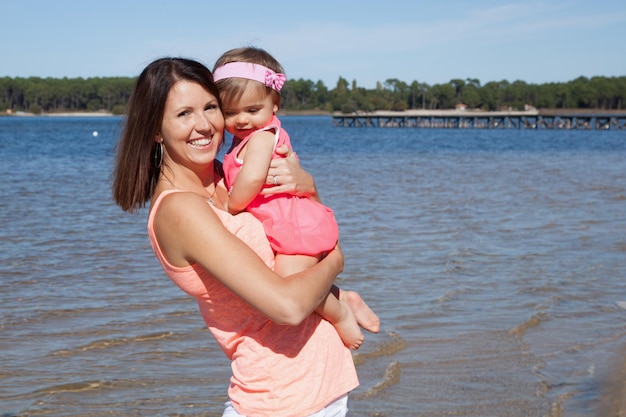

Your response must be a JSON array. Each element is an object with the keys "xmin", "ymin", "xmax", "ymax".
[{"xmin": 189, "ymin": 138, "xmax": 211, "ymax": 147}]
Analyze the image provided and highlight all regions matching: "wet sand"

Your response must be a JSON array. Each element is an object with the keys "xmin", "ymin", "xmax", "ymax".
[{"xmin": 598, "ymin": 346, "xmax": 626, "ymax": 417}]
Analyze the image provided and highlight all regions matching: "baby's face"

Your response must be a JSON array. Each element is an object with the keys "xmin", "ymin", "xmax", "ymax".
[{"xmin": 222, "ymin": 86, "xmax": 277, "ymax": 138}]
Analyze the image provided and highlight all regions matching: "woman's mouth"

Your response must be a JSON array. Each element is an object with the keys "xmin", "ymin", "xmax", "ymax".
[{"xmin": 189, "ymin": 138, "xmax": 212, "ymax": 149}]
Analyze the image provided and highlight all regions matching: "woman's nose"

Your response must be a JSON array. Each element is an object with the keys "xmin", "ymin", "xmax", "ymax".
[{"xmin": 196, "ymin": 112, "xmax": 212, "ymax": 131}]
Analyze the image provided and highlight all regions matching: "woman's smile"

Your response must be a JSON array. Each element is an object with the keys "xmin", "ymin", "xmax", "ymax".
[{"xmin": 188, "ymin": 137, "xmax": 213, "ymax": 149}]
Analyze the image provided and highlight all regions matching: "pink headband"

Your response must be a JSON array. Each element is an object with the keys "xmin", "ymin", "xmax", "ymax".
[{"xmin": 213, "ymin": 62, "xmax": 286, "ymax": 92}]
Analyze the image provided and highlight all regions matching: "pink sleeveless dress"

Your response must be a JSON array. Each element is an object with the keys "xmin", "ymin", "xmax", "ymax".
[
  {"xmin": 147, "ymin": 189, "xmax": 358, "ymax": 417},
  {"xmin": 223, "ymin": 115, "xmax": 339, "ymax": 256}
]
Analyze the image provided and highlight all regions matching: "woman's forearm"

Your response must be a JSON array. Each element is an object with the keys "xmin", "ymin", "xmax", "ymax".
[{"xmin": 275, "ymin": 246, "xmax": 343, "ymax": 324}]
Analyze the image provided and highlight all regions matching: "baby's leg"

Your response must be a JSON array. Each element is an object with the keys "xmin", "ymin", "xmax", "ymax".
[
  {"xmin": 274, "ymin": 254, "xmax": 364, "ymax": 350},
  {"xmin": 274, "ymin": 253, "xmax": 319, "ymax": 276}
]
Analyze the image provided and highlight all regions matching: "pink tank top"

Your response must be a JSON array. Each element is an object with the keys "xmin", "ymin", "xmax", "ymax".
[
  {"xmin": 147, "ymin": 189, "xmax": 358, "ymax": 416},
  {"xmin": 223, "ymin": 115, "xmax": 339, "ymax": 256}
]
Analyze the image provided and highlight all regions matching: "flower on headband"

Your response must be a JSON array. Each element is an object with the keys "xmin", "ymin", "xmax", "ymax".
[{"xmin": 265, "ymin": 70, "xmax": 286, "ymax": 91}]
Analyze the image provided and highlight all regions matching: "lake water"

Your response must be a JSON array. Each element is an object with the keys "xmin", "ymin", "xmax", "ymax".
[{"xmin": 1, "ymin": 116, "xmax": 625, "ymax": 417}]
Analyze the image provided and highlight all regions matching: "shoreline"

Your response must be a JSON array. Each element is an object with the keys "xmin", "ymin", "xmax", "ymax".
[
  {"xmin": 3, "ymin": 108, "xmax": 624, "ymax": 118},
  {"xmin": 43, "ymin": 111, "xmax": 115, "ymax": 117},
  {"xmin": 2, "ymin": 111, "xmax": 115, "ymax": 117}
]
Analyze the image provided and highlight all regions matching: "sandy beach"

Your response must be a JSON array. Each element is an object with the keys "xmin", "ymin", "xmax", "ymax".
[
  {"xmin": 2, "ymin": 110, "xmax": 114, "ymax": 117},
  {"xmin": 598, "ymin": 345, "xmax": 626, "ymax": 417},
  {"xmin": 44, "ymin": 111, "xmax": 114, "ymax": 117}
]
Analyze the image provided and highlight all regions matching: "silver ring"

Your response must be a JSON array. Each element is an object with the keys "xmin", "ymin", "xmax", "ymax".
[{"xmin": 272, "ymin": 175, "xmax": 278, "ymax": 186}]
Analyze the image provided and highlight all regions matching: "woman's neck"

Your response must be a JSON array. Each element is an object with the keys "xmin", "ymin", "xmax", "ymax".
[{"xmin": 159, "ymin": 162, "xmax": 219, "ymax": 196}]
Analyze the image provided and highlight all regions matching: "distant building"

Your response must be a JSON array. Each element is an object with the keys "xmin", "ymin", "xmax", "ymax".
[{"xmin": 455, "ymin": 103, "xmax": 468, "ymax": 111}]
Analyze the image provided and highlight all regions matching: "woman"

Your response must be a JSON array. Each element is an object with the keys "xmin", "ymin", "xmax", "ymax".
[{"xmin": 112, "ymin": 57, "xmax": 377, "ymax": 417}]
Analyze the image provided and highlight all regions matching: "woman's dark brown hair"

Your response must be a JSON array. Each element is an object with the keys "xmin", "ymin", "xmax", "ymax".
[{"xmin": 112, "ymin": 58, "xmax": 221, "ymax": 213}]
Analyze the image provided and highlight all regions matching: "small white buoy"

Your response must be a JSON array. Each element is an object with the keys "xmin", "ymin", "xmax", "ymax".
[
  {"xmin": 616, "ymin": 301, "xmax": 626, "ymax": 310},
  {"xmin": 92, "ymin": 131, "xmax": 98, "ymax": 137}
]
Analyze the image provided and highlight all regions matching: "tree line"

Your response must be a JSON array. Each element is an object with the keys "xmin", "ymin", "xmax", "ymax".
[{"xmin": 1, "ymin": 74, "xmax": 624, "ymax": 115}]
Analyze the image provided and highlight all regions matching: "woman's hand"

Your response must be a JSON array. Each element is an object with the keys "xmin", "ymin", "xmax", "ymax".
[{"xmin": 262, "ymin": 145, "xmax": 318, "ymax": 199}]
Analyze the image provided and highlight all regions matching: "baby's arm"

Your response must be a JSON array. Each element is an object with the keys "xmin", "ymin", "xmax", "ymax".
[{"xmin": 227, "ymin": 130, "xmax": 276, "ymax": 214}]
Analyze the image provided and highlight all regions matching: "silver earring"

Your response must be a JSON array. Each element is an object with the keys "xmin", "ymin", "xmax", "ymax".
[{"xmin": 154, "ymin": 143, "xmax": 163, "ymax": 169}]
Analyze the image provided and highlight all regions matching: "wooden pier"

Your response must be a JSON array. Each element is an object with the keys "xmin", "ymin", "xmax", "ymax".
[{"xmin": 332, "ymin": 110, "xmax": 626, "ymax": 130}]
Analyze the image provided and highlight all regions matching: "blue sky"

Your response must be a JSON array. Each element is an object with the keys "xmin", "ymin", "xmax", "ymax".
[{"xmin": 1, "ymin": 0, "xmax": 624, "ymax": 89}]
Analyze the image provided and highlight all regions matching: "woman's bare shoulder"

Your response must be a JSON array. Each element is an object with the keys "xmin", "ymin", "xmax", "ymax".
[{"xmin": 153, "ymin": 190, "xmax": 219, "ymax": 228}]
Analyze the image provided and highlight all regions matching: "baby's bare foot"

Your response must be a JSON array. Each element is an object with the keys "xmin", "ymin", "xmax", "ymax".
[
  {"xmin": 333, "ymin": 303, "xmax": 364, "ymax": 350},
  {"xmin": 340, "ymin": 290, "xmax": 380, "ymax": 333}
]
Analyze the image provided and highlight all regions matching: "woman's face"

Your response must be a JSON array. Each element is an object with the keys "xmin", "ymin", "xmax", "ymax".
[{"xmin": 158, "ymin": 80, "xmax": 225, "ymax": 171}]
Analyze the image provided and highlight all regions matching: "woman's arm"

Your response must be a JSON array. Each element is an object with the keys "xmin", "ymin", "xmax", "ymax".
[{"xmin": 154, "ymin": 191, "xmax": 342, "ymax": 325}]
